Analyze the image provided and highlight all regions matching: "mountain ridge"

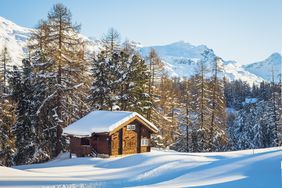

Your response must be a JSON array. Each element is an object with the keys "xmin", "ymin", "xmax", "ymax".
[
  {"xmin": 243, "ymin": 52, "xmax": 281, "ymax": 82},
  {"xmin": 0, "ymin": 16, "xmax": 280, "ymax": 84},
  {"xmin": 139, "ymin": 42, "xmax": 272, "ymax": 84}
]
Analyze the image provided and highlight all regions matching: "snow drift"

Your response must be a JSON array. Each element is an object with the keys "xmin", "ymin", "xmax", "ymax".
[{"xmin": 0, "ymin": 147, "xmax": 281, "ymax": 188}]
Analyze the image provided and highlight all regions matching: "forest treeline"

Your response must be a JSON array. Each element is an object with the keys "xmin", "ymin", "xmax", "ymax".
[{"xmin": 0, "ymin": 4, "xmax": 281, "ymax": 166}]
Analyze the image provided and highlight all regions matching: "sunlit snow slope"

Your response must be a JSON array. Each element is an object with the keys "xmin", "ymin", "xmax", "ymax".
[
  {"xmin": 0, "ymin": 147, "xmax": 281, "ymax": 188},
  {"xmin": 244, "ymin": 53, "xmax": 282, "ymax": 83},
  {"xmin": 0, "ymin": 16, "xmax": 32, "ymax": 66},
  {"xmin": 0, "ymin": 16, "xmax": 100, "ymax": 66},
  {"xmin": 139, "ymin": 41, "xmax": 266, "ymax": 85}
]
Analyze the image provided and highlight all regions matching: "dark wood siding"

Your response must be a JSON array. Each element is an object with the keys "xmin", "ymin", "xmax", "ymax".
[
  {"xmin": 70, "ymin": 137, "xmax": 92, "ymax": 157},
  {"xmin": 140, "ymin": 126, "xmax": 151, "ymax": 152},
  {"xmin": 91, "ymin": 134, "xmax": 110, "ymax": 155}
]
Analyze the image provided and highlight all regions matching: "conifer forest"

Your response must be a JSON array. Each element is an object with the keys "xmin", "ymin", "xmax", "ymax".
[{"xmin": 0, "ymin": 3, "xmax": 281, "ymax": 167}]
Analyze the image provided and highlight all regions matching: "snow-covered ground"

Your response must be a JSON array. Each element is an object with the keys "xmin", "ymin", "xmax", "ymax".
[{"xmin": 0, "ymin": 148, "xmax": 281, "ymax": 188}]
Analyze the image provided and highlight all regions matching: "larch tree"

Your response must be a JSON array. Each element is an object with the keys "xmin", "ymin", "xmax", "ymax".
[
  {"xmin": 147, "ymin": 48, "xmax": 164, "ymax": 120},
  {"xmin": 19, "ymin": 3, "xmax": 90, "ymax": 158},
  {"xmin": 207, "ymin": 57, "xmax": 227, "ymax": 151},
  {"xmin": 172, "ymin": 78, "xmax": 192, "ymax": 152},
  {"xmin": 102, "ymin": 28, "xmax": 121, "ymax": 57},
  {"xmin": 42, "ymin": 3, "xmax": 89, "ymax": 155},
  {"xmin": 193, "ymin": 51, "xmax": 210, "ymax": 151},
  {"xmin": 151, "ymin": 76, "xmax": 179, "ymax": 148}
]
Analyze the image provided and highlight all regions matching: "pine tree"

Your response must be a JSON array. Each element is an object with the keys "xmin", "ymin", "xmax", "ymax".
[
  {"xmin": 90, "ymin": 51, "xmax": 116, "ymax": 110},
  {"xmin": 116, "ymin": 50, "xmax": 151, "ymax": 116},
  {"xmin": 230, "ymin": 99, "xmax": 279, "ymax": 150},
  {"xmin": 270, "ymin": 67, "xmax": 279, "ymax": 146},
  {"xmin": 10, "ymin": 60, "xmax": 38, "ymax": 165},
  {"xmin": 0, "ymin": 98, "xmax": 16, "ymax": 166},
  {"xmin": 0, "ymin": 46, "xmax": 11, "ymax": 94},
  {"xmin": 31, "ymin": 52, "xmax": 58, "ymax": 162}
]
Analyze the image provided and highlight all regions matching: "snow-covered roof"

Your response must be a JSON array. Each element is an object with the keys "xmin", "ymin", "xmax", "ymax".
[{"xmin": 63, "ymin": 110, "xmax": 159, "ymax": 136}]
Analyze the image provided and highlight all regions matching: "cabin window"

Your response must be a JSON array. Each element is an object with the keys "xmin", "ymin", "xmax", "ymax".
[
  {"xmin": 81, "ymin": 138, "xmax": 90, "ymax": 145},
  {"xmin": 141, "ymin": 138, "xmax": 149, "ymax": 146},
  {"xmin": 127, "ymin": 124, "xmax": 136, "ymax": 130}
]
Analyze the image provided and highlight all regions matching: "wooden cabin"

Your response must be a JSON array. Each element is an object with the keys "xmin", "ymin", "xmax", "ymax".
[{"xmin": 63, "ymin": 110, "xmax": 159, "ymax": 157}]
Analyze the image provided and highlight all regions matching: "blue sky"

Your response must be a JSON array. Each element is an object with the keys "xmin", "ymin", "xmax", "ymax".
[{"xmin": 0, "ymin": 0, "xmax": 281, "ymax": 64}]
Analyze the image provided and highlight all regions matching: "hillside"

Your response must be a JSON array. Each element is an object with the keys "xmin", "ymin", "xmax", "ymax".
[{"xmin": 0, "ymin": 147, "xmax": 281, "ymax": 188}]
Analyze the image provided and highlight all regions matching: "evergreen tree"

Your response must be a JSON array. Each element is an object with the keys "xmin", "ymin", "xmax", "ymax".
[
  {"xmin": 0, "ymin": 46, "xmax": 11, "ymax": 94},
  {"xmin": 10, "ymin": 60, "xmax": 37, "ymax": 165},
  {"xmin": 116, "ymin": 51, "xmax": 151, "ymax": 116},
  {"xmin": 0, "ymin": 99, "xmax": 16, "ymax": 166},
  {"xmin": 90, "ymin": 51, "xmax": 116, "ymax": 110},
  {"xmin": 230, "ymin": 99, "xmax": 280, "ymax": 150}
]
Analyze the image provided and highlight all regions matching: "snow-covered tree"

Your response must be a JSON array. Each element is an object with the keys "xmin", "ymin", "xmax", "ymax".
[
  {"xmin": 116, "ymin": 51, "xmax": 151, "ymax": 116},
  {"xmin": 207, "ymin": 57, "xmax": 227, "ymax": 151},
  {"xmin": 90, "ymin": 51, "xmax": 116, "ymax": 110},
  {"xmin": 230, "ymin": 99, "xmax": 280, "ymax": 150},
  {"xmin": 90, "ymin": 45, "xmax": 151, "ymax": 117},
  {"xmin": 150, "ymin": 76, "xmax": 179, "ymax": 148},
  {"xmin": 192, "ymin": 52, "xmax": 210, "ymax": 151},
  {"xmin": 172, "ymin": 78, "xmax": 192, "ymax": 152},
  {"xmin": 27, "ymin": 3, "xmax": 90, "ymax": 156},
  {"xmin": 10, "ymin": 60, "xmax": 38, "ymax": 165},
  {"xmin": 0, "ymin": 99, "xmax": 16, "ymax": 166},
  {"xmin": 0, "ymin": 46, "xmax": 11, "ymax": 94}
]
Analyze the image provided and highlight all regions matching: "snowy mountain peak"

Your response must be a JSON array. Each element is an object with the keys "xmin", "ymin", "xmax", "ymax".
[
  {"xmin": 140, "ymin": 41, "xmax": 210, "ymax": 59},
  {"xmin": 139, "ymin": 42, "xmax": 264, "ymax": 85},
  {"xmin": 243, "ymin": 53, "xmax": 281, "ymax": 82},
  {"xmin": 0, "ymin": 16, "xmax": 33, "ymax": 66},
  {"xmin": 0, "ymin": 16, "xmax": 278, "ymax": 84},
  {"xmin": 267, "ymin": 52, "xmax": 281, "ymax": 64},
  {"xmin": 0, "ymin": 16, "xmax": 30, "ymax": 31}
]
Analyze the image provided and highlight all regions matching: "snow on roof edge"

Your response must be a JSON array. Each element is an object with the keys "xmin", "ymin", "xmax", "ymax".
[{"xmin": 63, "ymin": 110, "xmax": 159, "ymax": 136}]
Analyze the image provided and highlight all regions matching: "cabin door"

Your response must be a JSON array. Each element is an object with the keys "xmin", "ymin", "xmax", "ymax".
[{"xmin": 118, "ymin": 129, "xmax": 123, "ymax": 155}]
